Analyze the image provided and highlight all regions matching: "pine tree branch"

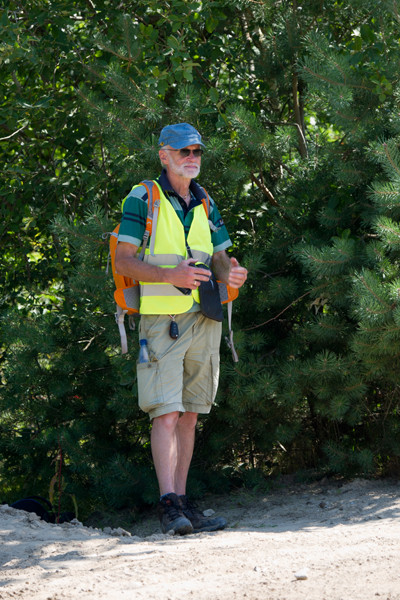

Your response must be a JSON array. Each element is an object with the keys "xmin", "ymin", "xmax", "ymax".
[
  {"xmin": 243, "ymin": 291, "xmax": 311, "ymax": 331},
  {"xmin": 128, "ymin": 10, "xmax": 153, "ymax": 26},
  {"xmin": 193, "ymin": 67, "xmax": 213, "ymax": 89},
  {"xmin": 12, "ymin": 72, "xmax": 23, "ymax": 93},
  {"xmin": 223, "ymin": 109, "xmax": 291, "ymax": 216},
  {"xmin": 290, "ymin": 0, "xmax": 308, "ymax": 161},
  {"xmin": 239, "ymin": 12, "xmax": 256, "ymax": 81},
  {"xmin": 292, "ymin": 72, "xmax": 308, "ymax": 158},
  {"xmin": 0, "ymin": 124, "xmax": 28, "ymax": 141},
  {"xmin": 76, "ymin": 88, "xmax": 143, "ymax": 144},
  {"xmin": 94, "ymin": 41, "xmax": 141, "ymax": 72},
  {"xmin": 250, "ymin": 172, "xmax": 280, "ymax": 207},
  {"xmin": 377, "ymin": 221, "xmax": 400, "ymax": 241},
  {"xmin": 392, "ymin": 1, "xmax": 400, "ymax": 22},
  {"xmin": 359, "ymin": 275, "xmax": 394, "ymax": 312},
  {"xmin": 280, "ymin": 162, "xmax": 295, "ymax": 177},
  {"xmin": 383, "ymin": 142, "xmax": 400, "ymax": 177},
  {"xmin": 261, "ymin": 117, "xmax": 308, "ymax": 154},
  {"xmin": 302, "ymin": 65, "xmax": 373, "ymax": 92},
  {"xmin": 111, "ymin": 70, "xmax": 143, "ymax": 99}
]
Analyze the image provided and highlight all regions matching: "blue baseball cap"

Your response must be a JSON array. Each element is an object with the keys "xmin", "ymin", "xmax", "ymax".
[{"xmin": 158, "ymin": 123, "xmax": 205, "ymax": 149}]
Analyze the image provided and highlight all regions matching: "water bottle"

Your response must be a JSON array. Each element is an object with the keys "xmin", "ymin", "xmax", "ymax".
[{"xmin": 138, "ymin": 338, "xmax": 149, "ymax": 363}]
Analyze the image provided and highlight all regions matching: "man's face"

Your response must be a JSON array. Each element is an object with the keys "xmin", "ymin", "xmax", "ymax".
[{"xmin": 161, "ymin": 144, "xmax": 202, "ymax": 179}]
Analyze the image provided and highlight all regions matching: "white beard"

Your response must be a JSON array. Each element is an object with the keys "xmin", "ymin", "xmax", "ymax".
[{"xmin": 168, "ymin": 154, "xmax": 200, "ymax": 179}]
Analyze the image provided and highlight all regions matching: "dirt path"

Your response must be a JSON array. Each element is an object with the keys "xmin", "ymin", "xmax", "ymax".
[{"xmin": 1, "ymin": 478, "xmax": 400, "ymax": 599}]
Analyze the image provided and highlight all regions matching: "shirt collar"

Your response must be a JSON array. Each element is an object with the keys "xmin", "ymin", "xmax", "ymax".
[
  {"xmin": 158, "ymin": 169, "xmax": 175, "ymax": 194},
  {"xmin": 158, "ymin": 169, "xmax": 200, "ymax": 199}
]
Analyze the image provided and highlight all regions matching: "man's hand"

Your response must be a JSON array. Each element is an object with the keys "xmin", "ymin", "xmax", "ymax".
[
  {"xmin": 212, "ymin": 251, "xmax": 248, "ymax": 288},
  {"xmin": 228, "ymin": 257, "xmax": 248, "ymax": 289},
  {"xmin": 167, "ymin": 259, "xmax": 211, "ymax": 290},
  {"xmin": 116, "ymin": 244, "xmax": 211, "ymax": 289},
  {"xmin": 116, "ymin": 243, "xmax": 247, "ymax": 290}
]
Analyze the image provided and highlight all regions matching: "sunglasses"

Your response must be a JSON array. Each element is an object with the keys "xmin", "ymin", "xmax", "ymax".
[{"xmin": 167, "ymin": 148, "xmax": 204, "ymax": 158}]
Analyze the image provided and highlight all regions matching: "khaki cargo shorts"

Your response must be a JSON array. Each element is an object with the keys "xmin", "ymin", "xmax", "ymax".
[{"xmin": 136, "ymin": 312, "xmax": 222, "ymax": 420}]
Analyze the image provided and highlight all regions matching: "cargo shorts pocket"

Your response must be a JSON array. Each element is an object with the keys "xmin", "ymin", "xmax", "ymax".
[{"xmin": 137, "ymin": 360, "xmax": 163, "ymax": 414}]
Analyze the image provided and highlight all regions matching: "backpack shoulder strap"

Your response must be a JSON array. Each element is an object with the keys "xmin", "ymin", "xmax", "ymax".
[
  {"xmin": 190, "ymin": 180, "xmax": 209, "ymax": 214},
  {"xmin": 141, "ymin": 180, "xmax": 160, "ymax": 234},
  {"xmin": 199, "ymin": 187, "xmax": 210, "ymax": 219},
  {"xmin": 190, "ymin": 181, "xmax": 222, "ymax": 232},
  {"xmin": 138, "ymin": 180, "xmax": 161, "ymax": 260}
]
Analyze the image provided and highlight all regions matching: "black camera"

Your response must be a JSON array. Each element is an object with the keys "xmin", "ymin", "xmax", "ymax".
[{"xmin": 174, "ymin": 262, "xmax": 211, "ymax": 295}]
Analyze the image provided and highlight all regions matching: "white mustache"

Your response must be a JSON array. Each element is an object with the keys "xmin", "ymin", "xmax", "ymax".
[{"xmin": 183, "ymin": 164, "xmax": 200, "ymax": 174}]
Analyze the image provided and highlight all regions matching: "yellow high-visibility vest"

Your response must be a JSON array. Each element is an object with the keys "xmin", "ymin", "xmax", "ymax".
[{"xmin": 139, "ymin": 182, "xmax": 213, "ymax": 314}]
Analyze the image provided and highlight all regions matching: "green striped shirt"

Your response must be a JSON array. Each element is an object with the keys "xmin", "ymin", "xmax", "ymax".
[{"xmin": 118, "ymin": 170, "xmax": 232, "ymax": 253}]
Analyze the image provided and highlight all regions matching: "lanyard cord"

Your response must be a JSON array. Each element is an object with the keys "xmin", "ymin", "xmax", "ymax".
[{"xmin": 186, "ymin": 241, "xmax": 193, "ymax": 259}]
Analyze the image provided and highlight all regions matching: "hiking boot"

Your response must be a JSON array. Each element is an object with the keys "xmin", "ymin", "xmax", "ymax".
[
  {"xmin": 179, "ymin": 495, "xmax": 227, "ymax": 533},
  {"xmin": 157, "ymin": 493, "xmax": 193, "ymax": 535}
]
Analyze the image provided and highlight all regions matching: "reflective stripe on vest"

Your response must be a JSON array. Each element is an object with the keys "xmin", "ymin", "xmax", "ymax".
[{"xmin": 139, "ymin": 182, "xmax": 213, "ymax": 314}]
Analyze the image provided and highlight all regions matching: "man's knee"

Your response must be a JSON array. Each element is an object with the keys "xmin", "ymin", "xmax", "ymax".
[
  {"xmin": 152, "ymin": 411, "xmax": 180, "ymax": 433},
  {"xmin": 178, "ymin": 411, "xmax": 198, "ymax": 429}
]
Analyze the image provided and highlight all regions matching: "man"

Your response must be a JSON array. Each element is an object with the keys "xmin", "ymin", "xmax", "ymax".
[{"xmin": 115, "ymin": 123, "xmax": 247, "ymax": 535}]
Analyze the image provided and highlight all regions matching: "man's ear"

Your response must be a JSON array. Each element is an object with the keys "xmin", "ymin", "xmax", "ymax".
[{"xmin": 159, "ymin": 148, "xmax": 168, "ymax": 165}]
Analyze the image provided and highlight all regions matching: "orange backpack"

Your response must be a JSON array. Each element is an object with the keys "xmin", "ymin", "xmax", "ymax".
[{"xmin": 109, "ymin": 180, "xmax": 239, "ymax": 359}]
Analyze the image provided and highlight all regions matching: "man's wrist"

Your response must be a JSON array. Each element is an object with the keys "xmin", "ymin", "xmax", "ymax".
[{"xmin": 160, "ymin": 267, "xmax": 173, "ymax": 284}]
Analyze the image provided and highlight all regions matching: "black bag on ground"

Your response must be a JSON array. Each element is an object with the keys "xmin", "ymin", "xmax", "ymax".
[
  {"xmin": 11, "ymin": 496, "xmax": 54, "ymax": 522},
  {"xmin": 10, "ymin": 496, "xmax": 75, "ymax": 523}
]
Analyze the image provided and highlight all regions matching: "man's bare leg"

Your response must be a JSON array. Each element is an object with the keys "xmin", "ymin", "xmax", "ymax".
[
  {"xmin": 151, "ymin": 411, "xmax": 180, "ymax": 496},
  {"xmin": 150, "ymin": 411, "xmax": 198, "ymax": 496},
  {"xmin": 151, "ymin": 411, "xmax": 194, "ymax": 535},
  {"xmin": 175, "ymin": 411, "xmax": 198, "ymax": 495}
]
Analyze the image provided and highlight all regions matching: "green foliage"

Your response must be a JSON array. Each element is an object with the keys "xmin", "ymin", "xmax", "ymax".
[
  {"xmin": 3, "ymin": 0, "xmax": 400, "ymax": 517},
  {"xmin": 0, "ymin": 209, "xmax": 152, "ymax": 515}
]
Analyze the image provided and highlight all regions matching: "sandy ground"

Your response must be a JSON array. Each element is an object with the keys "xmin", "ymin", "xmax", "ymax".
[{"xmin": 0, "ymin": 477, "xmax": 400, "ymax": 600}]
